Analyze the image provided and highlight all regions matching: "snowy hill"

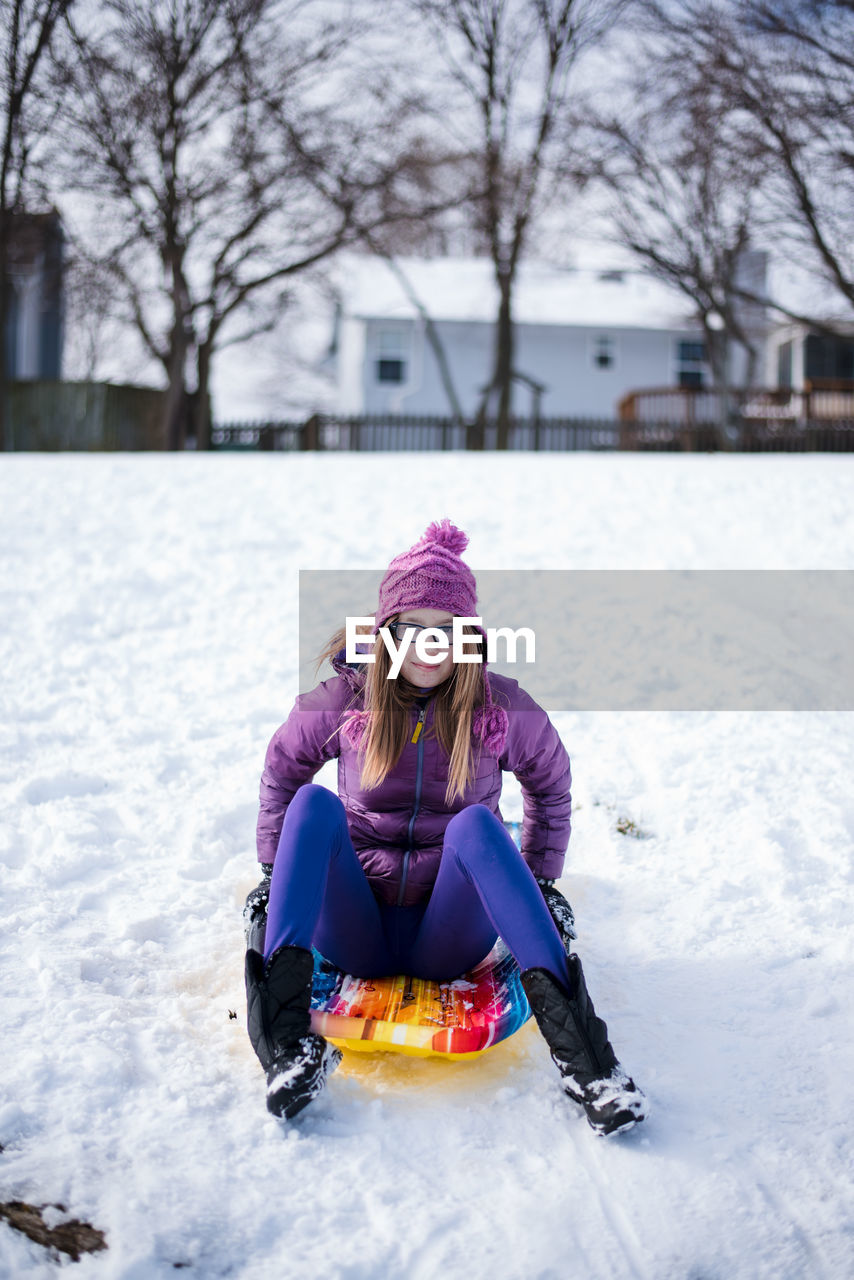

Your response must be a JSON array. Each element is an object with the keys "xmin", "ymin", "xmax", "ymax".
[{"xmin": 1, "ymin": 452, "xmax": 853, "ymax": 1278}]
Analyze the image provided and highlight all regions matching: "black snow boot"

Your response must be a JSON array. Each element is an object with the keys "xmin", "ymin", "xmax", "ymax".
[
  {"xmin": 245, "ymin": 943, "xmax": 342, "ymax": 1119},
  {"xmin": 521, "ymin": 954, "xmax": 648, "ymax": 1137}
]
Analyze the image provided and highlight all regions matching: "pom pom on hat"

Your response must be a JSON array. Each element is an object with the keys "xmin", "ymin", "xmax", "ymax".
[
  {"xmin": 420, "ymin": 519, "xmax": 469, "ymax": 556},
  {"xmin": 471, "ymin": 703, "xmax": 509, "ymax": 756},
  {"xmin": 341, "ymin": 709, "xmax": 370, "ymax": 749},
  {"xmin": 471, "ymin": 670, "xmax": 509, "ymax": 756}
]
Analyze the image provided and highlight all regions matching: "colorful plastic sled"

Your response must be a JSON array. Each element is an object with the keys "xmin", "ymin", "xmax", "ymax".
[
  {"xmin": 309, "ymin": 821, "xmax": 532, "ymax": 1060},
  {"xmin": 309, "ymin": 939, "xmax": 531, "ymax": 1060}
]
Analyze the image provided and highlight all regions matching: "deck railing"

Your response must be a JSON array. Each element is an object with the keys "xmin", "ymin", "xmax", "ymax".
[{"xmin": 618, "ymin": 384, "xmax": 854, "ymax": 426}]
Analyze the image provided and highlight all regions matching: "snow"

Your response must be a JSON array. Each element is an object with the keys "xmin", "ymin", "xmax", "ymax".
[
  {"xmin": 2, "ymin": 451, "xmax": 854, "ymax": 1279},
  {"xmin": 335, "ymin": 253, "xmax": 698, "ymax": 330}
]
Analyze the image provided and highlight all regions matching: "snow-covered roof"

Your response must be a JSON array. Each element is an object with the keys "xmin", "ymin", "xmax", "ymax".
[
  {"xmin": 337, "ymin": 246, "xmax": 854, "ymax": 336},
  {"xmin": 336, "ymin": 254, "xmax": 700, "ymax": 331}
]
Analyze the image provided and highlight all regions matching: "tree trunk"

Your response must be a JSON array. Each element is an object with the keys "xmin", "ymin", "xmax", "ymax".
[
  {"xmin": 476, "ymin": 277, "xmax": 515, "ymax": 450},
  {"xmin": 0, "ymin": 212, "xmax": 8, "ymax": 452},
  {"xmin": 196, "ymin": 338, "xmax": 213, "ymax": 451},
  {"xmin": 706, "ymin": 325, "xmax": 733, "ymax": 452},
  {"xmin": 163, "ymin": 321, "xmax": 189, "ymax": 451},
  {"xmin": 743, "ymin": 338, "xmax": 758, "ymax": 393},
  {"xmin": 163, "ymin": 249, "xmax": 193, "ymax": 450},
  {"xmin": 494, "ymin": 279, "xmax": 514, "ymax": 450}
]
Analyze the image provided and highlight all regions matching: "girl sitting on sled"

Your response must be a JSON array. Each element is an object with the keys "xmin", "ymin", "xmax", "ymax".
[{"xmin": 244, "ymin": 519, "xmax": 647, "ymax": 1136}]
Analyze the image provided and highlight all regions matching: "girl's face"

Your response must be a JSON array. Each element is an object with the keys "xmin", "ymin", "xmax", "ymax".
[{"xmin": 394, "ymin": 608, "xmax": 455, "ymax": 689}]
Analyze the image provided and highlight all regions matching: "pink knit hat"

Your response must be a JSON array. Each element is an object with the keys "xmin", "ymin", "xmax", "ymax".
[
  {"xmin": 341, "ymin": 518, "xmax": 509, "ymax": 756},
  {"xmin": 376, "ymin": 518, "xmax": 478, "ymax": 625}
]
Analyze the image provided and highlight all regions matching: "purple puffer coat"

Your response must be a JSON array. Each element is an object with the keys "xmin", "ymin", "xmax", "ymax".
[{"xmin": 256, "ymin": 653, "xmax": 572, "ymax": 907}]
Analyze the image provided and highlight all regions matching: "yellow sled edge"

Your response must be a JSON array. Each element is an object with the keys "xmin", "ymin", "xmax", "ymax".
[{"xmin": 327, "ymin": 1034, "xmax": 487, "ymax": 1062}]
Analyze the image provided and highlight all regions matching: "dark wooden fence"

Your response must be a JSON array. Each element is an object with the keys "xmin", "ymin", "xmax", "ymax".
[
  {"xmin": 212, "ymin": 412, "xmax": 854, "ymax": 453},
  {"xmin": 5, "ymin": 380, "xmax": 167, "ymax": 450}
]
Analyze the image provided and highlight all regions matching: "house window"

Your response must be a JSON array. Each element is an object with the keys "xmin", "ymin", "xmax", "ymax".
[
  {"xmin": 375, "ymin": 329, "xmax": 407, "ymax": 384},
  {"xmin": 591, "ymin": 335, "xmax": 616, "ymax": 369},
  {"xmin": 377, "ymin": 359, "xmax": 405, "ymax": 383},
  {"xmin": 676, "ymin": 339, "xmax": 706, "ymax": 388},
  {"xmin": 804, "ymin": 332, "xmax": 854, "ymax": 383}
]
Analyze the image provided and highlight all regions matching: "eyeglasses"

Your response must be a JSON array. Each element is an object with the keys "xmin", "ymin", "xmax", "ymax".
[
  {"xmin": 385, "ymin": 621, "xmax": 485, "ymax": 648},
  {"xmin": 386, "ymin": 621, "xmax": 456, "ymax": 642}
]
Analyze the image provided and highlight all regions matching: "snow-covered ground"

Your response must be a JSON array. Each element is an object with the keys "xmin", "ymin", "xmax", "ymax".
[{"xmin": 2, "ymin": 452, "xmax": 853, "ymax": 1279}]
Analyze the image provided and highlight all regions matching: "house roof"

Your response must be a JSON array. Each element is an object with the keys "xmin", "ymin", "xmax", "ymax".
[{"xmin": 337, "ymin": 254, "xmax": 700, "ymax": 331}]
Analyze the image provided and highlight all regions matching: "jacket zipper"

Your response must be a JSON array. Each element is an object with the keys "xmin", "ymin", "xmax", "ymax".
[{"xmin": 397, "ymin": 703, "xmax": 427, "ymax": 906}]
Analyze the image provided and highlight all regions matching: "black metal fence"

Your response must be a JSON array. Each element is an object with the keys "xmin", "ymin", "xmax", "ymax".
[
  {"xmin": 211, "ymin": 413, "xmax": 854, "ymax": 453},
  {"xmin": 211, "ymin": 415, "xmax": 625, "ymax": 452}
]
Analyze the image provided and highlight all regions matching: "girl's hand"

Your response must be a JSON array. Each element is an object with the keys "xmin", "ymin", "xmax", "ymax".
[
  {"xmin": 243, "ymin": 864, "xmax": 273, "ymax": 946},
  {"xmin": 536, "ymin": 878, "xmax": 578, "ymax": 953}
]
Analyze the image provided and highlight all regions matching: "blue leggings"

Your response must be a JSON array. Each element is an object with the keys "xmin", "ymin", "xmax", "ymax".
[{"xmin": 263, "ymin": 783, "xmax": 570, "ymax": 992}]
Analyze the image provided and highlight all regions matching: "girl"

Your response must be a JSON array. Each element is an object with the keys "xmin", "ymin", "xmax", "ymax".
[{"xmin": 244, "ymin": 520, "xmax": 647, "ymax": 1136}]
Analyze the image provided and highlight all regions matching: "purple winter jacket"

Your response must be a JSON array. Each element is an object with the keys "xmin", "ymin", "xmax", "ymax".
[{"xmin": 256, "ymin": 654, "xmax": 572, "ymax": 907}]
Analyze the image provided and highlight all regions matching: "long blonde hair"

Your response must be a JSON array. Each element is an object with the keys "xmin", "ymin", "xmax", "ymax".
[{"xmin": 316, "ymin": 617, "xmax": 486, "ymax": 805}]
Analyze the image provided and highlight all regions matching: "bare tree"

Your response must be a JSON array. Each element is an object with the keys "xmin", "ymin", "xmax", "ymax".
[
  {"xmin": 258, "ymin": 103, "xmax": 490, "ymax": 421},
  {"xmin": 59, "ymin": 243, "xmax": 122, "ymax": 381},
  {"xmin": 583, "ymin": 28, "xmax": 770, "ymax": 439},
  {"xmin": 406, "ymin": 0, "xmax": 622, "ymax": 446},
  {"xmin": 0, "ymin": 0, "xmax": 73, "ymax": 450},
  {"xmin": 357, "ymin": 140, "xmax": 490, "ymax": 259},
  {"xmin": 641, "ymin": 1, "xmax": 854, "ymax": 318},
  {"xmin": 735, "ymin": 1, "xmax": 854, "ymax": 316},
  {"xmin": 57, "ymin": 0, "xmax": 412, "ymax": 449}
]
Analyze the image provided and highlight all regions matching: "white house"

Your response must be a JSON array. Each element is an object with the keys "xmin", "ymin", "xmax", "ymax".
[{"xmin": 331, "ymin": 254, "xmax": 765, "ymax": 420}]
